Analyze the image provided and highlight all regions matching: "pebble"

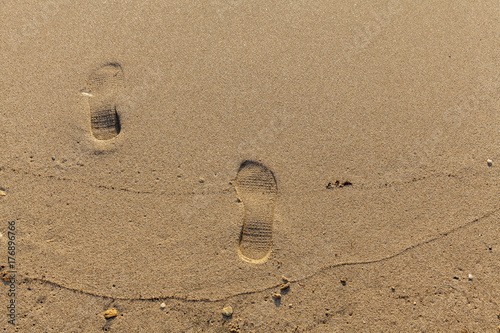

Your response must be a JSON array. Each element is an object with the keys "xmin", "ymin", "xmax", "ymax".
[
  {"xmin": 160, "ymin": 302, "xmax": 166, "ymax": 308},
  {"xmin": 280, "ymin": 283, "xmax": 290, "ymax": 291},
  {"xmin": 104, "ymin": 308, "xmax": 118, "ymax": 319},
  {"xmin": 272, "ymin": 293, "xmax": 282, "ymax": 299},
  {"xmin": 487, "ymin": 159, "xmax": 493, "ymax": 166},
  {"xmin": 281, "ymin": 275, "xmax": 290, "ymax": 283},
  {"xmin": 0, "ymin": 190, "xmax": 5, "ymax": 196},
  {"xmin": 468, "ymin": 274, "xmax": 473, "ymax": 281},
  {"xmin": 222, "ymin": 306, "xmax": 233, "ymax": 317}
]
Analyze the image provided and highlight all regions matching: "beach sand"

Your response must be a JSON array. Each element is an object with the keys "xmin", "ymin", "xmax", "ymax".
[{"xmin": 1, "ymin": 0, "xmax": 499, "ymax": 331}]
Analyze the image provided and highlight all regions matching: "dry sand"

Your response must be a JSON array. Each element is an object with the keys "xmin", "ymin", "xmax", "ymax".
[{"xmin": 1, "ymin": 0, "xmax": 499, "ymax": 332}]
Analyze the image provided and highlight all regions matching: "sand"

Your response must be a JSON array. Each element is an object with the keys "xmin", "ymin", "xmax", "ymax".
[{"xmin": 1, "ymin": 0, "xmax": 499, "ymax": 331}]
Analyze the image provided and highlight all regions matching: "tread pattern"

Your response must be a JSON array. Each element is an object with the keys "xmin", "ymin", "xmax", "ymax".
[{"xmin": 235, "ymin": 161, "xmax": 278, "ymax": 264}]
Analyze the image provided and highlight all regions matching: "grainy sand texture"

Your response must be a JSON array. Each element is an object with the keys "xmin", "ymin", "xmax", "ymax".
[{"xmin": 1, "ymin": 0, "xmax": 499, "ymax": 332}]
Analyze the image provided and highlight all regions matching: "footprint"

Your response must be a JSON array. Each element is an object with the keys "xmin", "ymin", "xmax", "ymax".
[
  {"xmin": 82, "ymin": 63, "xmax": 123, "ymax": 140},
  {"xmin": 235, "ymin": 161, "xmax": 278, "ymax": 264}
]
